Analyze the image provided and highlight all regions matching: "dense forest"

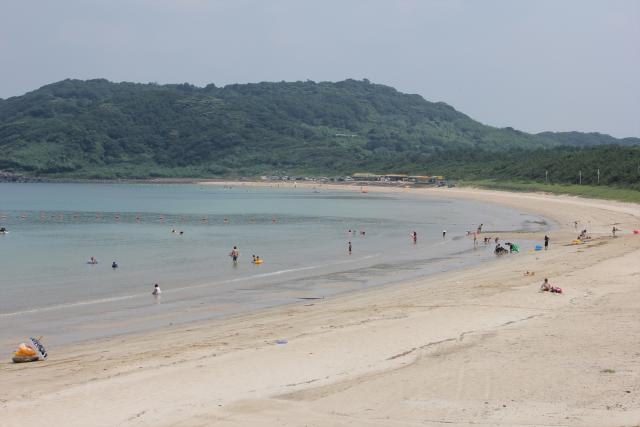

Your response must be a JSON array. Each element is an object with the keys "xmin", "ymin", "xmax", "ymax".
[{"xmin": 0, "ymin": 78, "xmax": 638, "ymax": 187}]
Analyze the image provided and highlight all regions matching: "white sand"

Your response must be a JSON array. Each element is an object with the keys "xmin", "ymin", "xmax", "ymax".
[{"xmin": 2, "ymin": 186, "xmax": 639, "ymax": 427}]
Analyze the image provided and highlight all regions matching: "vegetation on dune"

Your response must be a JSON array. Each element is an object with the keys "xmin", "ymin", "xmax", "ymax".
[
  {"xmin": 0, "ymin": 78, "xmax": 638, "ymax": 192},
  {"xmin": 422, "ymin": 146, "xmax": 640, "ymax": 190},
  {"xmin": 459, "ymin": 180, "xmax": 640, "ymax": 204}
]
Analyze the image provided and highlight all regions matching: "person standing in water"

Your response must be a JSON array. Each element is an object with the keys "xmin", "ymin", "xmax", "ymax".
[
  {"xmin": 544, "ymin": 235, "xmax": 550, "ymax": 250},
  {"xmin": 442, "ymin": 229, "xmax": 446, "ymax": 239},
  {"xmin": 348, "ymin": 241, "xmax": 352, "ymax": 255},
  {"xmin": 152, "ymin": 283, "xmax": 161, "ymax": 295},
  {"xmin": 230, "ymin": 246, "xmax": 239, "ymax": 263}
]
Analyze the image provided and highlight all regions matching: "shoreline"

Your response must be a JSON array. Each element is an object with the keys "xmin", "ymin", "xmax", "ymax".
[
  {"xmin": 0, "ymin": 183, "xmax": 548, "ymax": 354},
  {"xmin": 2, "ymin": 188, "xmax": 639, "ymax": 426}
]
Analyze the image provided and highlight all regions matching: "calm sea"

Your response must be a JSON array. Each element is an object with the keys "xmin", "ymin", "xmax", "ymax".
[{"xmin": 0, "ymin": 183, "xmax": 549, "ymax": 353}]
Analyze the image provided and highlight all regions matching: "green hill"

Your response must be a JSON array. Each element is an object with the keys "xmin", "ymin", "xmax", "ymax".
[{"xmin": 0, "ymin": 78, "xmax": 638, "ymax": 180}]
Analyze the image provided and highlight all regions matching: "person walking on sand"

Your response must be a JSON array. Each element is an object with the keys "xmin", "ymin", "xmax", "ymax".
[
  {"xmin": 348, "ymin": 241, "xmax": 352, "ymax": 255},
  {"xmin": 230, "ymin": 246, "xmax": 239, "ymax": 263},
  {"xmin": 544, "ymin": 235, "xmax": 550, "ymax": 250},
  {"xmin": 612, "ymin": 226, "xmax": 618, "ymax": 237}
]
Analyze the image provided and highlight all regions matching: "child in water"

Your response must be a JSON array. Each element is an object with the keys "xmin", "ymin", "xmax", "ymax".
[{"xmin": 152, "ymin": 283, "xmax": 161, "ymax": 295}]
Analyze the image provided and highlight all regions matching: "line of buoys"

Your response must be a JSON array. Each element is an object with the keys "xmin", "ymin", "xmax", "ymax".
[{"xmin": 6, "ymin": 212, "xmax": 286, "ymax": 226}]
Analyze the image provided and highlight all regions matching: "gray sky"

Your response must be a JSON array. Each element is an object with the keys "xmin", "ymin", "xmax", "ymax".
[{"xmin": 1, "ymin": 0, "xmax": 638, "ymax": 137}]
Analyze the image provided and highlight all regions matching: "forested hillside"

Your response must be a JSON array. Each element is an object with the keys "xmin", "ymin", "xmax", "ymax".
[
  {"xmin": 425, "ymin": 146, "xmax": 640, "ymax": 191},
  {"xmin": 0, "ymin": 78, "xmax": 638, "ymax": 183}
]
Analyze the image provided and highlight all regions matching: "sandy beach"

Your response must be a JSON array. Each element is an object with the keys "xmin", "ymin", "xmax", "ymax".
[{"xmin": 2, "ymin": 186, "xmax": 639, "ymax": 427}]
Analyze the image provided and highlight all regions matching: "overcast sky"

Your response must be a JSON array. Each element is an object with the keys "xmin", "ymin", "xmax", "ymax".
[{"xmin": 1, "ymin": 0, "xmax": 638, "ymax": 137}]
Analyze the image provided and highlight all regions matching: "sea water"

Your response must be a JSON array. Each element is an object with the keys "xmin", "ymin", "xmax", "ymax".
[{"xmin": 0, "ymin": 183, "xmax": 549, "ymax": 353}]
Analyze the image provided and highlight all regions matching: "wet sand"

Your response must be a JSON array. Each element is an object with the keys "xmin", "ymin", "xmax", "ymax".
[{"xmin": 1, "ymin": 187, "xmax": 639, "ymax": 427}]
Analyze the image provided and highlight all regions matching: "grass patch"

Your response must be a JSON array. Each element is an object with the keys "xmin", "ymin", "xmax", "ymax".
[{"xmin": 459, "ymin": 180, "xmax": 640, "ymax": 204}]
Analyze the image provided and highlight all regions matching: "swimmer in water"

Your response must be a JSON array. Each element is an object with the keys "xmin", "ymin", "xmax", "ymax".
[
  {"xmin": 152, "ymin": 283, "xmax": 161, "ymax": 295},
  {"xmin": 89, "ymin": 256, "xmax": 98, "ymax": 265},
  {"xmin": 112, "ymin": 261, "xmax": 118, "ymax": 269}
]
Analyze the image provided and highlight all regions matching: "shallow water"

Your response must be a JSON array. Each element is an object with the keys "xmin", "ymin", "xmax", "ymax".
[{"xmin": 0, "ymin": 183, "xmax": 550, "ymax": 353}]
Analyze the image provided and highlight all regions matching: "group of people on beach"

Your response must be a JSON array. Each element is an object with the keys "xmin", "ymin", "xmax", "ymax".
[
  {"xmin": 578, "ymin": 229, "xmax": 591, "ymax": 240},
  {"xmin": 150, "ymin": 219, "xmax": 573, "ymax": 301}
]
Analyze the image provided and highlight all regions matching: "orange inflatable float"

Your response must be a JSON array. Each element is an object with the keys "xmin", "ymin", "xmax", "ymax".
[{"xmin": 12, "ymin": 343, "xmax": 39, "ymax": 363}]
